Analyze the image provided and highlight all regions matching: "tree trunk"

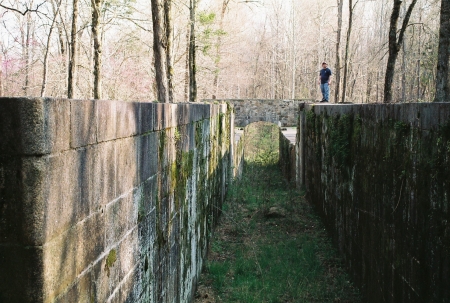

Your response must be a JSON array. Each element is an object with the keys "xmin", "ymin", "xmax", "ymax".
[
  {"xmin": 184, "ymin": 23, "xmax": 190, "ymax": 102},
  {"xmin": 384, "ymin": 0, "xmax": 417, "ymax": 103},
  {"xmin": 164, "ymin": 0, "xmax": 174, "ymax": 103},
  {"xmin": 342, "ymin": 0, "xmax": 354, "ymax": 103},
  {"xmin": 68, "ymin": 0, "xmax": 78, "ymax": 99},
  {"xmin": 435, "ymin": 0, "xmax": 450, "ymax": 102},
  {"xmin": 334, "ymin": 0, "xmax": 343, "ymax": 103},
  {"xmin": 151, "ymin": 0, "xmax": 169, "ymax": 103},
  {"xmin": 189, "ymin": 0, "xmax": 197, "ymax": 102},
  {"xmin": 23, "ymin": 12, "xmax": 32, "ymax": 96},
  {"xmin": 92, "ymin": 0, "xmax": 103, "ymax": 99}
]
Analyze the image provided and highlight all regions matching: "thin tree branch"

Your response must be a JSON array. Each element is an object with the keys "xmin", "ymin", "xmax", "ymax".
[{"xmin": 0, "ymin": 1, "xmax": 47, "ymax": 16}]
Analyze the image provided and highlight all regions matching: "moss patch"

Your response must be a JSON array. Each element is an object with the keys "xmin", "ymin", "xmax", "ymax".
[{"xmin": 105, "ymin": 249, "xmax": 117, "ymax": 277}]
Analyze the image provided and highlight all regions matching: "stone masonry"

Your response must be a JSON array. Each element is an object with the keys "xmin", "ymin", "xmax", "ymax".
[
  {"xmin": 207, "ymin": 99, "xmax": 310, "ymax": 127},
  {"xmin": 294, "ymin": 103, "xmax": 450, "ymax": 302},
  {"xmin": 0, "ymin": 98, "xmax": 236, "ymax": 303}
]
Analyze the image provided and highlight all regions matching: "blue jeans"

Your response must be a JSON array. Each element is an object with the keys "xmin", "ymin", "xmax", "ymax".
[{"xmin": 320, "ymin": 83, "xmax": 330, "ymax": 101}]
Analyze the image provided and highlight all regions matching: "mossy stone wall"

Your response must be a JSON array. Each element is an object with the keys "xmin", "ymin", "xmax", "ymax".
[
  {"xmin": 0, "ymin": 98, "xmax": 234, "ymax": 303},
  {"xmin": 300, "ymin": 103, "xmax": 450, "ymax": 303}
]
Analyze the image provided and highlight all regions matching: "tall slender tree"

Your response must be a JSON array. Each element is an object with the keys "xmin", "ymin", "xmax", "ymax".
[
  {"xmin": 342, "ymin": 0, "xmax": 357, "ymax": 103},
  {"xmin": 434, "ymin": 0, "xmax": 450, "ymax": 102},
  {"xmin": 150, "ymin": 0, "xmax": 170, "ymax": 103},
  {"xmin": 92, "ymin": 0, "xmax": 103, "ymax": 99},
  {"xmin": 164, "ymin": 0, "xmax": 174, "ymax": 103},
  {"xmin": 189, "ymin": 0, "xmax": 197, "ymax": 102},
  {"xmin": 384, "ymin": 0, "xmax": 418, "ymax": 103},
  {"xmin": 334, "ymin": 0, "xmax": 343, "ymax": 103},
  {"xmin": 68, "ymin": 0, "xmax": 79, "ymax": 99}
]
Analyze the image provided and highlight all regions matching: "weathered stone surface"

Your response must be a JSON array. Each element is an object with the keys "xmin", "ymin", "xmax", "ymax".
[
  {"xmin": 116, "ymin": 137, "xmax": 139, "ymax": 197},
  {"xmin": 140, "ymin": 102, "xmax": 156, "ymax": 134},
  {"xmin": 138, "ymin": 132, "xmax": 159, "ymax": 183},
  {"xmin": 0, "ymin": 97, "xmax": 70, "ymax": 155},
  {"xmin": 0, "ymin": 97, "xmax": 235, "ymax": 303},
  {"xmin": 211, "ymin": 99, "xmax": 305, "ymax": 127},
  {"xmin": 95, "ymin": 141, "xmax": 117, "ymax": 206},
  {"xmin": 300, "ymin": 102, "xmax": 450, "ymax": 303},
  {"xmin": 116, "ymin": 101, "xmax": 140, "ymax": 139},
  {"xmin": 71, "ymin": 100, "xmax": 97, "ymax": 148},
  {"xmin": 97, "ymin": 100, "xmax": 117, "ymax": 142}
]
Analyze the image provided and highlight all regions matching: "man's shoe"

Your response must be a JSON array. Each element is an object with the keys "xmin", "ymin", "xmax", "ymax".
[{"xmin": 320, "ymin": 99, "xmax": 328, "ymax": 103}]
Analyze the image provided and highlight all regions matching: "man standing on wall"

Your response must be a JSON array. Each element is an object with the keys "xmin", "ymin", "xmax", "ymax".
[{"xmin": 318, "ymin": 62, "xmax": 332, "ymax": 102}]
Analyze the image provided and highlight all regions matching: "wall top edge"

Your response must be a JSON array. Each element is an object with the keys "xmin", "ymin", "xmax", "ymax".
[{"xmin": 0, "ymin": 97, "xmax": 226, "ymax": 107}]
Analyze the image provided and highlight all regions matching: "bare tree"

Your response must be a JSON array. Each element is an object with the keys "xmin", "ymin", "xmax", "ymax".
[
  {"xmin": 334, "ymin": 0, "xmax": 343, "ymax": 103},
  {"xmin": 189, "ymin": 0, "xmax": 197, "ymax": 102},
  {"xmin": 151, "ymin": 0, "xmax": 169, "ymax": 103},
  {"xmin": 384, "ymin": 0, "xmax": 418, "ymax": 103},
  {"xmin": 68, "ymin": 0, "xmax": 79, "ymax": 99},
  {"xmin": 164, "ymin": 0, "xmax": 174, "ymax": 102},
  {"xmin": 435, "ymin": 0, "xmax": 450, "ymax": 102},
  {"xmin": 92, "ymin": 0, "xmax": 103, "ymax": 99},
  {"xmin": 342, "ymin": 0, "xmax": 357, "ymax": 103}
]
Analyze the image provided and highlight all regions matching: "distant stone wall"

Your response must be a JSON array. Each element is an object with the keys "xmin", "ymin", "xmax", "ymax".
[
  {"xmin": 206, "ymin": 99, "xmax": 309, "ymax": 127},
  {"xmin": 0, "ymin": 98, "xmax": 233, "ymax": 303},
  {"xmin": 298, "ymin": 103, "xmax": 450, "ymax": 302},
  {"xmin": 279, "ymin": 130, "xmax": 296, "ymax": 183}
]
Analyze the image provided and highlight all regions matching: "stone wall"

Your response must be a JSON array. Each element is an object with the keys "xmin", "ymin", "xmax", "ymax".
[
  {"xmin": 279, "ymin": 130, "xmax": 296, "ymax": 183},
  {"xmin": 298, "ymin": 103, "xmax": 450, "ymax": 302},
  {"xmin": 0, "ymin": 98, "xmax": 233, "ymax": 303},
  {"xmin": 207, "ymin": 99, "xmax": 309, "ymax": 127}
]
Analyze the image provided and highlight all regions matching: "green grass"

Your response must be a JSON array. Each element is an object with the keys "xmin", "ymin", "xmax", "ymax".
[{"xmin": 196, "ymin": 123, "xmax": 361, "ymax": 303}]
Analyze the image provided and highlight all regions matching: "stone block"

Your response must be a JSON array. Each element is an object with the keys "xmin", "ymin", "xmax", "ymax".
[
  {"xmin": 53, "ymin": 270, "xmax": 92, "ymax": 303},
  {"xmin": 140, "ymin": 102, "xmax": 156, "ymax": 134},
  {"xmin": 118, "ymin": 228, "xmax": 139, "ymax": 282},
  {"xmin": 438, "ymin": 103, "xmax": 450, "ymax": 126},
  {"xmin": 105, "ymin": 194, "xmax": 132, "ymax": 247},
  {"xmin": 0, "ymin": 97, "xmax": 70, "ymax": 155},
  {"xmin": 43, "ymin": 150, "xmax": 87, "ymax": 242},
  {"xmin": 416, "ymin": 103, "xmax": 435, "ymax": 130},
  {"xmin": 116, "ymin": 101, "xmax": 140, "ymax": 139},
  {"xmin": 0, "ymin": 156, "xmax": 23, "ymax": 244},
  {"xmin": 154, "ymin": 103, "xmax": 165, "ymax": 131},
  {"xmin": 92, "ymin": 247, "xmax": 122, "ymax": 302},
  {"xmin": 42, "ymin": 212, "xmax": 105, "ymax": 301},
  {"xmin": 97, "ymin": 100, "xmax": 117, "ymax": 142},
  {"xmin": 116, "ymin": 137, "xmax": 139, "ymax": 197},
  {"xmin": 106, "ymin": 266, "xmax": 139, "ymax": 303},
  {"xmin": 138, "ymin": 132, "xmax": 159, "ymax": 183},
  {"xmin": 141, "ymin": 176, "xmax": 157, "ymax": 218},
  {"xmin": 94, "ymin": 141, "xmax": 117, "ymax": 206},
  {"xmin": 0, "ymin": 245, "xmax": 44, "ymax": 302},
  {"xmin": 70, "ymin": 99, "xmax": 97, "ymax": 148},
  {"xmin": 138, "ymin": 208, "xmax": 157, "ymax": 255},
  {"xmin": 177, "ymin": 104, "xmax": 190, "ymax": 126},
  {"xmin": 166, "ymin": 104, "xmax": 178, "ymax": 129}
]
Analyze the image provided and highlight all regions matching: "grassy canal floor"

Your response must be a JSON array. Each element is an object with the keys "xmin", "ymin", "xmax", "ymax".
[{"xmin": 194, "ymin": 123, "xmax": 361, "ymax": 303}]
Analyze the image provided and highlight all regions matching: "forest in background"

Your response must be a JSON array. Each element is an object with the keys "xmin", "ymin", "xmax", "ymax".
[{"xmin": 0, "ymin": 0, "xmax": 448, "ymax": 103}]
